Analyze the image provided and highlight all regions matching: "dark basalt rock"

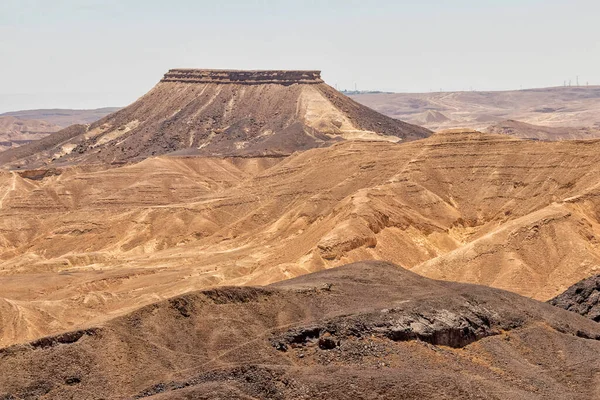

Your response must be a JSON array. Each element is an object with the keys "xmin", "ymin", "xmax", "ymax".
[
  {"xmin": 549, "ymin": 274, "xmax": 600, "ymax": 321},
  {"xmin": 272, "ymin": 308, "xmax": 500, "ymax": 351}
]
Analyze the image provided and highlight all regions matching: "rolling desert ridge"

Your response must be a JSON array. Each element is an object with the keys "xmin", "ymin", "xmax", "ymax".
[
  {"xmin": 3, "ymin": 261, "xmax": 600, "ymax": 399},
  {"xmin": 2, "ymin": 2, "xmax": 600, "ymax": 397}
]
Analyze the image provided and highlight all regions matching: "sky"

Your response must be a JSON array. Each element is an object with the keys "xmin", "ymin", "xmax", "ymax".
[{"xmin": 1, "ymin": 0, "xmax": 599, "ymax": 113}]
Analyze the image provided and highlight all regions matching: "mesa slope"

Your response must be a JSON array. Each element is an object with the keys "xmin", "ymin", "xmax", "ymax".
[
  {"xmin": 3, "ymin": 131, "xmax": 600, "ymax": 345},
  {"xmin": 2, "ymin": 261, "xmax": 600, "ymax": 400}
]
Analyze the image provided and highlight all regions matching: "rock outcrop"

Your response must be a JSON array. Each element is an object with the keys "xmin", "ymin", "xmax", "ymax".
[
  {"xmin": 161, "ymin": 69, "xmax": 324, "ymax": 85},
  {"xmin": 550, "ymin": 274, "xmax": 600, "ymax": 321}
]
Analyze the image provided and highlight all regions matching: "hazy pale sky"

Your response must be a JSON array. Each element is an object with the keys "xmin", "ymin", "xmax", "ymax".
[{"xmin": 1, "ymin": 0, "xmax": 599, "ymax": 113}]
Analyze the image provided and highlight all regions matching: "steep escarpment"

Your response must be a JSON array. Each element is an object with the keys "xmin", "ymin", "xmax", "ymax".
[
  {"xmin": 0, "ymin": 69, "xmax": 430, "ymax": 169},
  {"xmin": 2, "ymin": 261, "xmax": 600, "ymax": 400}
]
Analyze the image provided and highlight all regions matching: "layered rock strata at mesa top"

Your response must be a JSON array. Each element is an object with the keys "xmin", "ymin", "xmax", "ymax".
[{"xmin": 160, "ymin": 69, "xmax": 325, "ymax": 85}]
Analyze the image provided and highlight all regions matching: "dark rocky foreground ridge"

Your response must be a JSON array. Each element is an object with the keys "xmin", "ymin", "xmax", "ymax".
[
  {"xmin": 0, "ymin": 69, "xmax": 430, "ymax": 169},
  {"xmin": 2, "ymin": 261, "xmax": 600, "ymax": 399},
  {"xmin": 550, "ymin": 274, "xmax": 600, "ymax": 321}
]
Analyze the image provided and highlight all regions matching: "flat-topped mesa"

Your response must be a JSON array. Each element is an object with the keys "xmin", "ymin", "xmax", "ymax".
[
  {"xmin": 0, "ymin": 68, "xmax": 431, "ymax": 168},
  {"xmin": 161, "ymin": 69, "xmax": 324, "ymax": 85}
]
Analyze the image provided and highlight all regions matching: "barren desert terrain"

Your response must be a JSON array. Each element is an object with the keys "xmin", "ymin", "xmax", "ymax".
[
  {"xmin": 3, "ymin": 70, "xmax": 600, "ymax": 399},
  {"xmin": 0, "ymin": 70, "xmax": 429, "ymax": 169},
  {"xmin": 0, "ymin": 116, "xmax": 61, "ymax": 152},
  {"xmin": 6, "ymin": 0, "xmax": 600, "ymax": 396},
  {"xmin": 3, "ymin": 128, "xmax": 600, "ymax": 347},
  {"xmin": 0, "ymin": 108, "xmax": 120, "ymax": 127}
]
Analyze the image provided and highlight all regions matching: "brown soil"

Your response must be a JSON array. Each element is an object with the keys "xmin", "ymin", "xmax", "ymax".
[{"xmin": 2, "ymin": 261, "xmax": 600, "ymax": 400}]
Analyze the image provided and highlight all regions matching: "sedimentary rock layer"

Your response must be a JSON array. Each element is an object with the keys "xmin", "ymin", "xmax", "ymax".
[{"xmin": 161, "ymin": 69, "xmax": 324, "ymax": 85}]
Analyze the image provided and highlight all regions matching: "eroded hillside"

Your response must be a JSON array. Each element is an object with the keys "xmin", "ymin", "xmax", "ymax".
[
  {"xmin": 351, "ymin": 86, "xmax": 600, "ymax": 131},
  {"xmin": 2, "ymin": 131, "xmax": 600, "ymax": 345}
]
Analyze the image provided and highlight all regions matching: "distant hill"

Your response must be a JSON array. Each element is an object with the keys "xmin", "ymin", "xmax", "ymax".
[
  {"xmin": 0, "ymin": 108, "xmax": 119, "ymax": 152},
  {"xmin": 0, "ymin": 116, "xmax": 62, "ymax": 152},
  {"xmin": 0, "ymin": 107, "xmax": 120, "ymax": 127},
  {"xmin": 485, "ymin": 119, "xmax": 600, "ymax": 140},
  {"xmin": 339, "ymin": 90, "xmax": 393, "ymax": 95},
  {"xmin": 413, "ymin": 110, "xmax": 450, "ymax": 125}
]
